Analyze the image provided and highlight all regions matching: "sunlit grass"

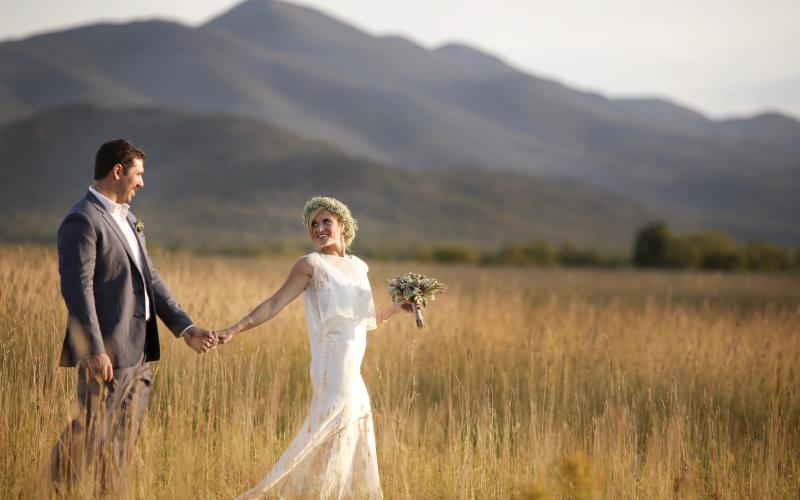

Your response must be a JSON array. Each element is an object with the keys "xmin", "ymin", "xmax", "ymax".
[{"xmin": 1, "ymin": 245, "xmax": 798, "ymax": 498}]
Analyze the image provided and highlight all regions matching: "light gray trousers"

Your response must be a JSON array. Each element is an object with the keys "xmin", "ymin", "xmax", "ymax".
[{"xmin": 51, "ymin": 355, "xmax": 153, "ymax": 493}]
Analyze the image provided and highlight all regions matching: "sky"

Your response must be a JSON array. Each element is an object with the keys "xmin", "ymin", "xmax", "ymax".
[{"xmin": 1, "ymin": 0, "xmax": 798, "ymax": 119}]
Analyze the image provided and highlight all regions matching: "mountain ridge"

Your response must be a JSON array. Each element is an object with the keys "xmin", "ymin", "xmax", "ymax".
[
  {"xmin": 0, "ymin": 104, "xmax": 675, "ymax": 251},
  {"xmin": 0, "ymin": 0, "xmax": 798, "ymax": 243}
]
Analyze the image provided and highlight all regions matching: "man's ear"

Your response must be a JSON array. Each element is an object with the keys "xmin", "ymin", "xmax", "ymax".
[{"xmin": 111, "ymin": 164, "xmax": 124, "ymax": 180}]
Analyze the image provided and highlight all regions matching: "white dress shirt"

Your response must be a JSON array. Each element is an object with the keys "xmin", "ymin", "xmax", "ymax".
[{"xmin": 89, "ymin": 186, "xmax": 151, "ymax": 321}]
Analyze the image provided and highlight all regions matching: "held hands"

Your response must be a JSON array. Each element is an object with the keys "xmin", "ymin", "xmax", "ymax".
[
  {"xmin": 183, "ymin": 325, "xmax": 218, "ymax": 353},
  {"xmin": 182, "ymin": 323, "xmax": 237, "ymax": 353}
]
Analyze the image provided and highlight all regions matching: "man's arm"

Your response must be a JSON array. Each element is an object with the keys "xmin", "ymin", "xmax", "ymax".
[
  {"xmin": 57, "ymin": 212, "xmax": 105, "ymax": 359},
  {"xmin": 144, "ymin": 250, "xmax": 194, "ymax": 337}
]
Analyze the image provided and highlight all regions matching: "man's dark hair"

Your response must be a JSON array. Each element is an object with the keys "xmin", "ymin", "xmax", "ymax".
[{"xmin": 94, "ymin": 139, "xmax": 147, "ymax": 180}]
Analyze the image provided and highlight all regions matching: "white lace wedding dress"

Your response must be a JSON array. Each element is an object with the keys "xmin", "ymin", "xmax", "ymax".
[{"xmin": 238, "ymin": 252, "xmax": 383, "ymax": 499}]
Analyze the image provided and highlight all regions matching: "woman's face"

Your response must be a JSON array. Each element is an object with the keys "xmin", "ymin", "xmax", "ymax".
[{"xmin": 309, "ymin": 209, "xmax": 343, "ymax": 250}]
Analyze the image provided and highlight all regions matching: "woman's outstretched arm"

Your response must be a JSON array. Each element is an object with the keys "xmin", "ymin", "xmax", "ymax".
[{"xmin": 215, "ymin": 258, "xmax": 313, "ymax": 343}]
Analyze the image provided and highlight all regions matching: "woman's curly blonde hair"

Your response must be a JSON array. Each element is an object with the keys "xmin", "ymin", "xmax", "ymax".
[{"xmin": 302, "ymin": 196, "xmax": 358, "ymax": 247}]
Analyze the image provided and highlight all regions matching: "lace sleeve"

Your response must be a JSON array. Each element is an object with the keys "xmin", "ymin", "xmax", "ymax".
[{"xmin": 357, "ymin": 257, "xmax": 377, "ymax": 331}]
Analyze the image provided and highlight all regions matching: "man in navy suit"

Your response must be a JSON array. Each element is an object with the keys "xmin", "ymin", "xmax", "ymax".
[{"xmin": 51, "ymin": 139, "xmax": 217, "ymax": 491}]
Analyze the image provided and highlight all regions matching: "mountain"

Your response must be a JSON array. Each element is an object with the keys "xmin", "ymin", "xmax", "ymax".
[
  {"xmin": 716, "ymin": 113, "xmax": 800, "ymax": 155},
  {"xmin": 0, "ymin": 0, "xmax": 798, "ymax": 243},
  {"xmin": 611, "ymin": 98, "xmax": 710, "ymax": 134},
  {"xmin": 0, "ymin": 105, "xmax": 669, "ymax": 251}
]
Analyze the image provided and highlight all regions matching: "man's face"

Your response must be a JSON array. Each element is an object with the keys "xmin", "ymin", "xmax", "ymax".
[{"xmin": 116, "ymin": 158, "xmax": 144, "ymax": 204}]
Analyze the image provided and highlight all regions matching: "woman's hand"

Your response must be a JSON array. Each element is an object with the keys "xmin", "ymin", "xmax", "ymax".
[{"xmin": 214, "ymin": 326, "xmax": 238, "ymax": 345}]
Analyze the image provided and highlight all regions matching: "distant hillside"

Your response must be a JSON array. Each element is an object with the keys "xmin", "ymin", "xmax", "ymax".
[
  {"xmin": 0, "ymin": 105, "xmax": 670, "ymax": 251},
  {"xmin": 0, "ymin": 0, "xmax": 798, "ymax": 242}
]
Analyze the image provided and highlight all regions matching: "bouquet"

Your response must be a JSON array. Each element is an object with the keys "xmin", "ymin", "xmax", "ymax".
[{"xmin": 387, "ymin": 273, "xmax": 445, "ymax": 328}]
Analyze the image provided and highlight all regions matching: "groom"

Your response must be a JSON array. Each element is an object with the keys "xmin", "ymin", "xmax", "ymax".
[{"xmin": 51, "ymin": 139, "xmax": 217, "ymax": 491}]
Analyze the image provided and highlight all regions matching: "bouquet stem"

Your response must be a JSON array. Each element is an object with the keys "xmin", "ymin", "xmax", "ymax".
[{"xmin": 412, "ymin": 303, "xmax": 425, "ymax": 329}]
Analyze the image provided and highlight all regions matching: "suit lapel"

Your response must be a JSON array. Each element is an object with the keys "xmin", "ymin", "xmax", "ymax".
[
  {"xmin": 127, "ymin": 212, "xmax": 153, "ymax": 286},
  {"xmin": 86, "ymin": 191, "xmax": 145, "ymax": 276}
]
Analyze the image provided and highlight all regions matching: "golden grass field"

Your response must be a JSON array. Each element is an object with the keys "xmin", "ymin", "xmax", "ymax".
[{"xmin": 1, "ymin": 245, "xmax": 799, "ymax": 499}]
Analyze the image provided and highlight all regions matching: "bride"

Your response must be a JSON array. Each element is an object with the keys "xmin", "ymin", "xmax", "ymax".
[{"xmin": 214, "ymin": 196, "xmax": 412, "ymax": 499}]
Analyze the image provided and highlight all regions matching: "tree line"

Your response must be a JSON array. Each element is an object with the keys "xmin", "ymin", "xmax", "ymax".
[
  {"xmin": 360, "ymin": 222, "xmax": 799, "ymax": 272},
  {"xmin": 154, "ymin": 221, "xmax": 799, "ymax": 272},
  {"xmin": 632, "ymin": 222, "xmax": 797, "ymax": 271}
]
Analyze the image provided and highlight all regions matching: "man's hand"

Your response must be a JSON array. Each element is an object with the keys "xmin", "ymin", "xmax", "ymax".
[
  {"xmin": 84, "ymin": 353, "xmax": 114, "ymax": 381},
  {"xmin": 183, "ymin": 326, "xmax": 217, "ymax": 353}
]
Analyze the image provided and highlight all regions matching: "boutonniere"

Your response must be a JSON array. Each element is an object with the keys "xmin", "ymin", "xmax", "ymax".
[{"xmin": 135, "ymin": 218, "xmax": 145, "ymax": 234}]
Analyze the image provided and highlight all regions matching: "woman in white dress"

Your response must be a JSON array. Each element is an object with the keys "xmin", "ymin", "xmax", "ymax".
[{"xmin": 215, "ymin": 196, "xmax": 412, "ymax": 499}]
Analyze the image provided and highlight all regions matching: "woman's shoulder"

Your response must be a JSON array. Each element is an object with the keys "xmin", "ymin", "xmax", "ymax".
[
  {"xmin": 349, "ymin": 253, "xmax": 370, "ymax": 272},
  {"xmin": 296, "ymin": 253, "xmax": 320, "ymax": 272}
]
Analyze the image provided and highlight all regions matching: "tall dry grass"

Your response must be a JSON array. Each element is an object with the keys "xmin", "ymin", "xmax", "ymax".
[{"xmin": 1, "ymin": 245, "xmax": 798, "ymax": 498}]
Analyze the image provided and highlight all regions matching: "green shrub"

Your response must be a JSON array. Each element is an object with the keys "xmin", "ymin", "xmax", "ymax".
[
  {"xmin": 418, "ymin": 244, "xmax": 481, "ymax": 264},
  {"xmin": 746, "ymin": 242, "xmax": 795, "ymax": 271},
  {"xmin": 633, "ymin": 222, "xmax": 671, "ymax": 267}
]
